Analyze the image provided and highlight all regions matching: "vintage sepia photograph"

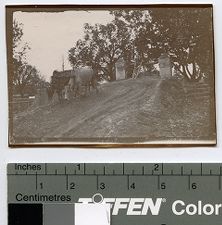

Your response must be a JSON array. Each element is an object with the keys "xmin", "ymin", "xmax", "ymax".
[{"xmin": 6, "ymin": 5, "xmax": 216, "ymax": 146}]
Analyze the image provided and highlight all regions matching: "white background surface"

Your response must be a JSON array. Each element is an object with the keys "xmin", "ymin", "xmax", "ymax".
[
  {"xmin": 0, "ymin": 0, "xmax": 221, "ymax": 224},
  {"xmin": 75, "ymin": 203, "xmax": 110, "ymax": 225}
]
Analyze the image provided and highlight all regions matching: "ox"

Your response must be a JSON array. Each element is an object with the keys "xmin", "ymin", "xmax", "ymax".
[
  {"xmin": 71, "ymin": 66, "xmax": 98, "ymax": 97},
  {"xmin": 49, "ymin": 67, "xmax": 98, "ymax": 103}
]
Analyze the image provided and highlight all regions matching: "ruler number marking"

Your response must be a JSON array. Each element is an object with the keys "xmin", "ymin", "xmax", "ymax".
[
  {"xmin": 40, "ymin": 182, "xmax": 43, "ymax": 189},
  {"xmin": 35, "ymin": 173, "xmax": 44, "ymax": 190},
  {"xmin": 154, "ymin": 164, "xmax": 159, "ymax": 172},
  {"xmin": 99, "ymin": 182, "xmax": 106, "ymax": 190},
  {"xmin": 76, "ymin": 164, "xmax": 81, "ymax": 170},
  {"xmin": 70, "ymin": 182, "xmax": 76, "ymax": 189},
  {"xmin": 188, "ymin": 176, "xmax": 197, "ymax": 190},
  {"xmin": 130, "ymin": 182, "xmax": 136, "ymax": 189},
  {"xmin": 191, "ymin": 182, "xmax": 197, "ymax": 190},
  {"xmin": 161, "ymin": 182, "xmax": 166, "ymax": 190},
  {"xmin": 96, "ymin": 175, "xmax": 106, "ymax": 190}
]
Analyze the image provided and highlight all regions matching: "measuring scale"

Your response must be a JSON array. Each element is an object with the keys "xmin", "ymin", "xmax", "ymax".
[{"xmin": 7, "ymin": 163, "xmax": 222, "ymax": 225}]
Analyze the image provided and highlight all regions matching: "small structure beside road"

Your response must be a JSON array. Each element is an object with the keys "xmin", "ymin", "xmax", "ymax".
[
  {"xmin": 115, "ymin": 58, "xmax": 126, "ymax": 80},
  {"xmin": 158, "ymin": 53, "xmax": 172, "ymax": 79}
]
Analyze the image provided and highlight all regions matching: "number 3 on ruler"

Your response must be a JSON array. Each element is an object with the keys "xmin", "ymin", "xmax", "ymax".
[{"xmin": 99, "ymin": 182, "xmax": 105, "ymax": 189}]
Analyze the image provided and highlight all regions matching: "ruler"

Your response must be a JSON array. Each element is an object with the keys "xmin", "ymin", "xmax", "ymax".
[{"xmin": 7, "ymin": 163, "xmax": 222, "ymax": 225}]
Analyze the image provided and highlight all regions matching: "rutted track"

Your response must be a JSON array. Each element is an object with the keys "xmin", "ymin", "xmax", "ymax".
[
  {"xmin": 12, "ymin": 76, "xmax": 215, "ymax": 144},
  {"xmin": 52, "ymin": 77, "xmax": 159, "ymax": 138},
  {"xmin": 13, "ymin": 77, "xmax": 160, "ymax": 140}
]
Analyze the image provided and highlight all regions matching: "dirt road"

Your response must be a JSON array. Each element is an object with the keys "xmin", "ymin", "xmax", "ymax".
[
  {"xmin": 12, "ymin": 77, "xmax": 159, "ymax": 141},
  {"xmin": 12, "ymin": 76, "xmax": 215, "ymax": 144}
]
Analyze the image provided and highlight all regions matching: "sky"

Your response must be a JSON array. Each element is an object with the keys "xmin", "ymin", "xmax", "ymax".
[{"xmin": 14, "ymin": 10, "xmax": 114, "ymax": 81}]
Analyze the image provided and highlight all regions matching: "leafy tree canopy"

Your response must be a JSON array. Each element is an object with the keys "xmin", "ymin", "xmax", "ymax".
[{"xmin": 68, "ymin": 8, "xmax": 213, "ymax": 81}]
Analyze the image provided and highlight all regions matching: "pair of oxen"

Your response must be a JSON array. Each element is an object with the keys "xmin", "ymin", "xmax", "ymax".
[{"xmin": 50, "ymin": 67, "xmax": 98, "ymax": 102}]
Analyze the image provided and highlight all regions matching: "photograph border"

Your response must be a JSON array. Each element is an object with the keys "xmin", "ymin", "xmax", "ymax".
[{"xmin": 6, "ymin": 4, "xmax": 217, "ymax": 148}]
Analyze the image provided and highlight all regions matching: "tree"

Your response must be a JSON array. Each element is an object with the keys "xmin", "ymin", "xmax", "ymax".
[
  {"xmin": 149, "ymin": 8, "xmax": 214, "ymax": 81},
  {"xmin": 111, "ymin": 8, "xmax": 214, "ymax": 81},
  {"xmin": 12, "ymin": 19, "xmax": 46, "ymax": 96},
  {"xmin": 69, "ymin": 8, "xmax": 213, "ymax": 81},
  {"xmin": 13, "ymin": 20, "xmax": 30, "ymax": 76},
  {"xmin": 68, "ymin": 37, "xmax": 102, "ymax": 74},
  {"xmin": 13, "ymin": 64, "xmax": 45, "ymax": 96},
  {"xmin": 69, "ymin": 18, "xmax": 131, "ymax": 80},
  {"xmin": 111, "ymin": 10, "xmax": 159, "ymax": 71}
]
